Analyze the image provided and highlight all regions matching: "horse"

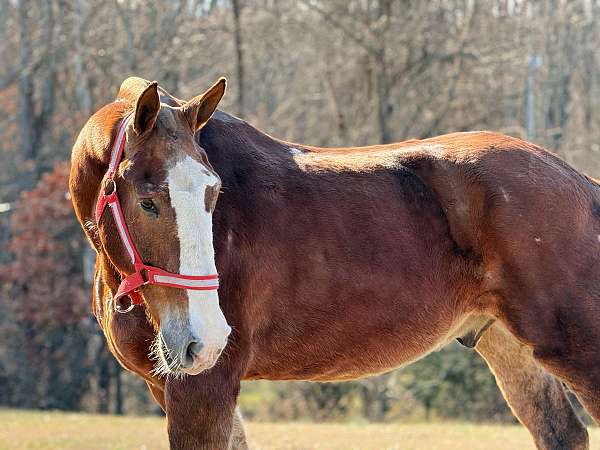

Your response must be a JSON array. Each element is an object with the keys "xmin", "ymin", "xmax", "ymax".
[{"xmin": 69, "ymin": 76, "xmax": 600, "ymax": 450}]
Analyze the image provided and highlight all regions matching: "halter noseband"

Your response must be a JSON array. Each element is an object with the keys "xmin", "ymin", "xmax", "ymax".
[{"xmin": 95, "ymin": 114, "xmax": 219, "ymax": 313}]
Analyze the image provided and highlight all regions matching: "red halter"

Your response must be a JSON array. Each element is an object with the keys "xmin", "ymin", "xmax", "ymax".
[{"xmin": 95, "ymin": 115, "xmax": 219, "ymax": 313}]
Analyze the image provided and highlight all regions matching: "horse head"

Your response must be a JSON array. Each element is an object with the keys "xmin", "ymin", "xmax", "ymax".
[{"xmin": 70, "ymin": 77, "xmax": 231, "ymax": 377}]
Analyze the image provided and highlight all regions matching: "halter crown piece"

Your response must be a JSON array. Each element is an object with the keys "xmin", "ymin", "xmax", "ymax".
[{"xmin": 95, "ymin": 114, "xmax": 219, "ymax": 313}]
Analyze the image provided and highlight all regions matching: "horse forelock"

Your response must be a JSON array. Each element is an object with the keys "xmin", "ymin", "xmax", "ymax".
[
  {"xmin": 117, "ymin": 77, "xmax": 182, "ymax": 108},
  {"xmin": 116, "ymin": 77, "xmax": 153, "ymax": 105}
]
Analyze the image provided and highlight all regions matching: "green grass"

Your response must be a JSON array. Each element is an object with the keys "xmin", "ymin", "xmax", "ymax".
[{"xmin": 1, "ymin": 409, "xmax": 598, "ymax": 450}]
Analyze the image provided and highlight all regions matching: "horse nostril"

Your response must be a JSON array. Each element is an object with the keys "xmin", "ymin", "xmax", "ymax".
[{"xmin": 183, "ymin": 340, "xmax": 204, "ymax": 367}]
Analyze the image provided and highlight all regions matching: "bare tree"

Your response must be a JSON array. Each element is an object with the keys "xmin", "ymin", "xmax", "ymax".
[{"xmin": 232, "ymin": 0, "xmax": 246, "ymax": 116}]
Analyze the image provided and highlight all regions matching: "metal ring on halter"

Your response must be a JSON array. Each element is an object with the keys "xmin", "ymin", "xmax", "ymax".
[{"xmin": 114, "ymin": 296, "xmax": 135, "ymax": 314}]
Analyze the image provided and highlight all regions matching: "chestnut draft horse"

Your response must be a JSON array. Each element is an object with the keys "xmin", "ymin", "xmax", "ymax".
[{"xmin": 70, "ymin": 76, "xmax": 600, "ymax": 450}]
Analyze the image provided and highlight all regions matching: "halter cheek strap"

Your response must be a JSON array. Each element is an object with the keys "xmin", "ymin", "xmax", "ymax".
[{"xmin": 95, "ymin": 114, "xmax": 219, "ymax": 313}]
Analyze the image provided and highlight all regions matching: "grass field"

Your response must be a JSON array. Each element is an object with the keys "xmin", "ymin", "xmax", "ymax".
[{"xmin": 1, "ymin": 409, "xmax": 598, "ymax": 450}]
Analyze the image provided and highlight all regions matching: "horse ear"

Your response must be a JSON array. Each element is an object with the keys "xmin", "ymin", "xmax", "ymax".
[
  {"xmin": 183, "ymin": 77, "xmax": 226, "ymax": 132},
  {"xmin": 133, "ymin": 81, "xmax": 160, "ymax": 135}
]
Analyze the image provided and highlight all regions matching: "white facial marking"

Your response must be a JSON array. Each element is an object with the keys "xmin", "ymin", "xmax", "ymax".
[
  {"xmin": 289, "ymin": 147, "xmax": 303, "ymax": 156},
  {"xmin": 167, "ymin": 155, "xmax": 231, "ymax": 370}
]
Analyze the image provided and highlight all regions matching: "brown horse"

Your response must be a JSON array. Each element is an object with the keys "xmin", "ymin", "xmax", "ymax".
[{"xmin": 70, "ymin": 76, "xmax": 600, "ymax": 450}]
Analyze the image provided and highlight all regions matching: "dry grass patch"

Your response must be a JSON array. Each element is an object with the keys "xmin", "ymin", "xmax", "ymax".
[{"xmin": 1, "ymin": 409, "xmax": 598, "ymax": 450}]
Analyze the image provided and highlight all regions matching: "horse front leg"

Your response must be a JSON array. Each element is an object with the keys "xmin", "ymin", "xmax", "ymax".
[
  {"xmin": 476, "ymin": 322, "xmax": 588, "ymax": 450},
  {"xmin": 230, "ymin": 408, "xmax": 250, "ymax": 450},
  {"xmin": 164, "ymin": 361, "xmax": 244, "ymax": 450},
  {"xmin": 106, "ymin": 299, "xmax": 249, "ymax": 448},
  {"xmin": 153, "ymin": 377, "xmax": 248, "ymax": 450}
]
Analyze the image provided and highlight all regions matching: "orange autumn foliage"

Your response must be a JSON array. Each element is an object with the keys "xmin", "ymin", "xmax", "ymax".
[{"xmin": 4, "ymin": 161, "xmax": 89, "ymax": 327}]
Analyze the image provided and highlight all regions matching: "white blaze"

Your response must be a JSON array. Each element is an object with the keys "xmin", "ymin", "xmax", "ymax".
[{"xmin": 167, "ymin": 155, "xmax": 231, "ymax": 356}]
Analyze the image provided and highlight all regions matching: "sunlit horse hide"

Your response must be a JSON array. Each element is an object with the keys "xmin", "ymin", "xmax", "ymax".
[{"xmin": 70, "ymin": 77, "xmax": 600, "ymax": 450}]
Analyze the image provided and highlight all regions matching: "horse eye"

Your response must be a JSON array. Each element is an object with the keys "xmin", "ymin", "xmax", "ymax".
[{"xmin": 139, "ymin": 199, "xmax": 158, "ymax": 215}]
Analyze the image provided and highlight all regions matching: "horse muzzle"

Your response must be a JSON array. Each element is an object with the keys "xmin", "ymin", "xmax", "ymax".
[{"xmin": 158, "ymin": 320, "xmax": 231, "ymax": 376}]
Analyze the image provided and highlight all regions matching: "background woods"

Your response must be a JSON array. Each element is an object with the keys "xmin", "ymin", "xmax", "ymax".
[{"xmin": 1, "ymin": 0, "xmax": 599, "ymax": 422}]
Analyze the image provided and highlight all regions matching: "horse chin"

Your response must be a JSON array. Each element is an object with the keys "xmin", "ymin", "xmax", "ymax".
[{"xmin": 180, "ymin": 360, "xmax": 216, "ymax": 376}]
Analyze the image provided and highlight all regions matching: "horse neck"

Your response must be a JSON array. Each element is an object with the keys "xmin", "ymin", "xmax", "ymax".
[
  {"xmin": 200, "ymin": 111, "xmax": 301, "ymax": 185},
  {"xmin": 198, "ymin": 112, "xmax": 308, "ymax": 269},
  {"xmin": 200, "ymin": 112, "xmax": 308, "ymax": 219}
]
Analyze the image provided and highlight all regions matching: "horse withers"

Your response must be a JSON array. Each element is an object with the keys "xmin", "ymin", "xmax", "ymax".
[{"xmin": 70, "ymin": 77, "xmax": 599, "ymax": 449}]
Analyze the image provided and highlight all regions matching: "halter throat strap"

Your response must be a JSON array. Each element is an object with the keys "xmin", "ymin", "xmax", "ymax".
[{"xmin": 95, "ymin": 115, "xmax": 219, "ymax": 313}]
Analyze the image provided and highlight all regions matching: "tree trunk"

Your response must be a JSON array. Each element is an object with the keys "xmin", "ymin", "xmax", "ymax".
[
  {"xmin": 16, "ymin": 0, "xmax": 56, "ymax": 190},
  {"xmin": 74, "ymin": 0, "xmax": 93, "ymax": 117},
  {"xmin": 232, "ymin": 0, "xmax": 245, "ymax": 117},
  {"xmin": 97, "ymin": 349, "xmax": 111, "ymax": 414},
  {"xmin": 17, "ymin": 0, "xmax": 35, "ymax": 162},
  {"xmin": 36, "ymin": 0, "xmax": 56, "ymax": 142},
  {"xmin": 375, "ymin": 56, "xmax": 392, "ymax": 144},
  {"xmin": 114, "ymin": 360, "xmax": 123, "ymax": 415}
]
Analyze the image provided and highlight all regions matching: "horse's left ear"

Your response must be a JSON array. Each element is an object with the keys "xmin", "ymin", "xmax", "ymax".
[
  {"xmin": 133, "ymin": 81, "xmax": 160, "ymax": 135},
  {"xmin": 183, "ymin": 77, "xmax": 226, "ymax": 132}
]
